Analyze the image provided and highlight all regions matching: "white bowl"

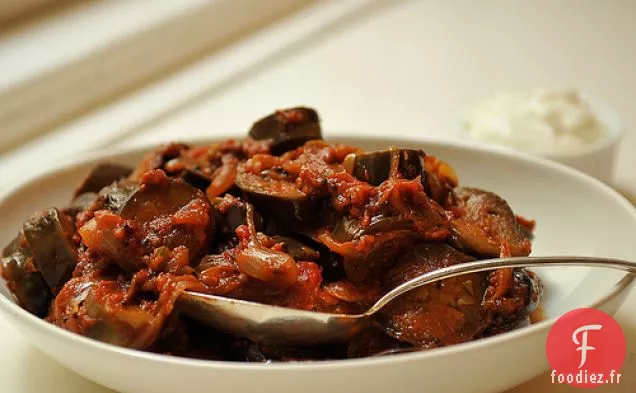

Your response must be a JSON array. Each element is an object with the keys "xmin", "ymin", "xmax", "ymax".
[
  {"xmin": 460, "ymin": 94, "xmax": 624, "ymax": 184},
  {"xmin": 1, "ymin": 136, "xmax": 635, "ymax": 393}
]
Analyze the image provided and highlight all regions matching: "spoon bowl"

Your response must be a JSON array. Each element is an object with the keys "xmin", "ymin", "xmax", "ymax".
[
  {"xmin": 179, "ymin": 256, "xmax": 636, "ymax": 345},
  {"xmin": 177, "ymin": 294, "xmax": 366, "ymax": 345}
]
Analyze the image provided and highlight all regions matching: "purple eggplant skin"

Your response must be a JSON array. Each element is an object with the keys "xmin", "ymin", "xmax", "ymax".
[
  {"xmin": 69, "ymin": 167, "xmax": 135, "ymax": 215},
  {"xmin": 98, "ymin": 180, "xmax": 140, "ymax": 213},
  {"xmin": 330, "ymin": 215, "xmax": 413, "ymax": 243},
  {"xmin": 343, "ymin": 149, "xmax": 425, "ymax": 186},
  {"xmin": 22, "ymin": 208, "xmax": 79, "ymax": 292},
  {"xmin": 211, "ymin": 198, "xmax": 264, "ymax": 243},
  {"xmin": 1, "ymin": 235, "xmax": 52, "ymax": 317},
  {"xmin": 73, "ymin": 163, "xmax": 133, "ymax": 199},
  {"xmin": 119, "ymin": 179, "xmax": 204, "ymax": 223},
  {"xmin": 449, "ymin": 187, "xmax": 532, "ymax": 258},
  {"xmin": 234, "ymin": 172, "xmax": 317, "ymax": 229},
  {"xmin": 248, "ymin": 107, "xmax": 322, "ymax": 155},
  {"xmin": 180, "ymin": 168, "xmax": 212, "ymax": 191}
]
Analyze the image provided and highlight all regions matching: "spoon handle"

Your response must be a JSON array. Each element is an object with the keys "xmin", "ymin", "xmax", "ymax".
[{"xmin": 365, "ymin": 256, "xmax": 636, "ymax": 316}]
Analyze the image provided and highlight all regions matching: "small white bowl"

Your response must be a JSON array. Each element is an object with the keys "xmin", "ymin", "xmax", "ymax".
[
  {"xmin": 542, "ymin": 96, "xmax": 624, "ymax": 184},
  {"xmin": 1, "ymin": 136, "xmax": 635, "ymax": 393},
  {"xmin": 460, "ymin": 94, "xmax": 624, "ymax": 184}
]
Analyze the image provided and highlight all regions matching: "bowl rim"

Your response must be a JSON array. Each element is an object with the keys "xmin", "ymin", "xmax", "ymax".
[{"xmin": 1, "ymin": 134, "xmax": 635, "ymax": 371}]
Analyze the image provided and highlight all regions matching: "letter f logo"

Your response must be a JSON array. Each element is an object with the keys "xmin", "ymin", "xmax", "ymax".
[{"xmin": 572, "ymin": 324, "xmax": 603, "ymax": 368}]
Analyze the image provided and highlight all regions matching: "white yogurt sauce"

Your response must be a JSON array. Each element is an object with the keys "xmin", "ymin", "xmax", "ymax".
[{"xmin": 462, "ymin": 89, "xmax": 605, "ymax": 153}]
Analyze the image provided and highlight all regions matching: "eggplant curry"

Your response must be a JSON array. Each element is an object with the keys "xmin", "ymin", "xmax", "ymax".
[{"xmin": 0, "ymin": 107, "xmax": 541, "ymax": 361}]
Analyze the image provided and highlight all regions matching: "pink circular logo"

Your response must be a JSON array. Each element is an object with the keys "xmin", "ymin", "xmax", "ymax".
[{"xmin": 546, "ymin": 308, "xmax": 626, "ymax": 388}]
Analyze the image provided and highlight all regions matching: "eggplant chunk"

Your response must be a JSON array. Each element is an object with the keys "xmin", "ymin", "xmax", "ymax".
[
  {"xmin": 382, "ymin": 243, "xmax": 491, "ymax": 347},
  {"xmin": 316, "ymin": 229, "xmax": 420, "ymax": 283},
  {"xmin": 249, "ymin": 107, "xmax": 322, "ymax": 155},
  {"xmin": 212, "ymin": 197, "xmax": 264, "ymax": 241},
  {"xmin": 235, "ymin": 172, "xmax": 316, "ymax": 228},
  {"xmin": 81, "ymin": 177, "xmax": 212, "ymax": 270},
  {"xmin": 331, "ymin": 215, "xmax": 413, "ymax": 243},
  {"xmin": 384, "ymin": 243, "xmax": 476, "ymax": 289},
  {"xmin": 483, "ymin": 269, "xmax": 543, "ymax": 335},
  {"xmin": 98, "ymin": 180, "xmax": 140, "ymax": 213},
  {"xmin": 180, "ymin": 168, "xmax": 212, "ymax": 191},
  {"xmin": 121, "ymin": 179, "xmax": 204, "ymax": 222},
  {"xmin": 1, "ymin": 245, "xmax": 52, "ymax": 316},
  {"xmin": 130, "ymin": 143, "xmax": 190, "ymax": 181},
  {"xmin": 53, "ymin": 278, "xmax": 165, "ymax": 349},
  {"xmin": 120, "ymin": 177, "xmax": 213, "ymax": 257},
  {"xmin": 343, "ymin": 149, "xmax": 425, "ymax": 186},
  {"xmin": 164, "ymin": 155, "xmax": 215, "ymax": 191},
  {"xmin": 235, "ymin": 172, "xmax": 306, "ymax": 203},
  {"xmin": 83, "ymin": 289, "xmax": 161, "ymax": 349},
  {"xmin": 449, "ymin": 187, "xmax": 531, "ymax": 257},
  {"xmin": 73, "ymin": 163, "xmax": 133, "ymax": 198},
  {"xmin": 22, "ymin": 209, "xmax": 78, "ymax": 292}
]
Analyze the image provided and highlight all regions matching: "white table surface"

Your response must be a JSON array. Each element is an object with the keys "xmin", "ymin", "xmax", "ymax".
[{"xmin": 0, "ymin": 0, "xmax": 635, "ymax": 392}]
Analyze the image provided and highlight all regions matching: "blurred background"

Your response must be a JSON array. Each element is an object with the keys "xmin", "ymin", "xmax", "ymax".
[
  {"xmin": 0, "ymin": 1, "xmax": 635, "ymax": 390},
  {"xmin": 1, "ymin": 0, "xmax": 634, "ymax": 196}
]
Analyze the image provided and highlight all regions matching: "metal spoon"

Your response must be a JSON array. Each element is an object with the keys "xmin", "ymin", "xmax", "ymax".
[{"xmin": 177, "ymin": 256, "xmax": 636, "ymax": 346}]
